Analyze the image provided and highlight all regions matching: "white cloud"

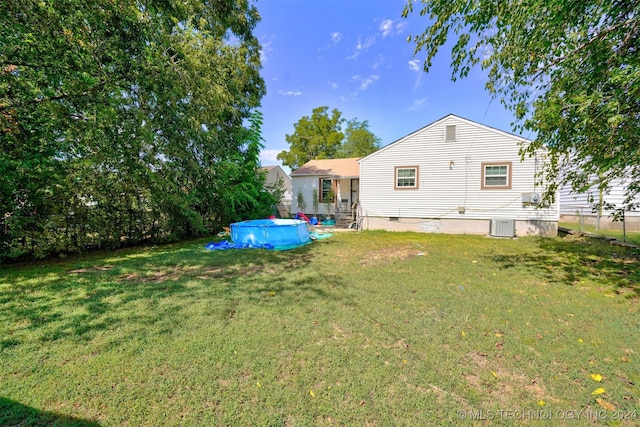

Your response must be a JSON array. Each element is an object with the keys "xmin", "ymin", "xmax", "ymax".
[
  {"xmin": 413, "ymin": 73, "xmax": 423, "ymax": 90},
  {"xmin": 372, "ymin": 54, "xmax": 385, "ymax": 70},
  {"xmin": 260, "ymin": 34, "xmax": 275, "ymax": 62},
  {"xmin": 379, "ymin": 19, "xmax": 394, "ymax": 37},
  {"xmin": 346, "ymin": 35, "xmax": 376, "ymax": 59},
  {"xmin": 409, "ymin": 59, "xmax": 424, "ymax": 89},
  {"xmin": 408, "ymin": 97, "xmax": 428, "ymax": 111},
  {"xmin": 319, "ymin": 31, "xmax": 342, "ymax": 53},
  {"xmin": 360, "ymin": 75, "xmax": 379, "ymax": 90},
  {"xmin": 278, "ymin": 90, "xmax": 303, "ymax": 96},
  {"xmin": 352, "ymin": 74, "xmax": 380, "ymax": 91},
  {"xmin": 357, "ymin": 35, "xmax": 376, "ymax": 50},
  {"xmin": 379, "ymin": 19, "xmax": 408, "ymax": 37},
  {"xmin": 408, "ymin": 59, "xmax": 421, "ymax": 71},
  {"xmin": 327, "ymin": 81, "xmax": 338, "ymax": 90}
]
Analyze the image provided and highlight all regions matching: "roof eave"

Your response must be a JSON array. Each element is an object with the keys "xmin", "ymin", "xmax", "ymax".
[{"xmin": 291, "ymin": 173, "xmax": 359, "ymax": 178}]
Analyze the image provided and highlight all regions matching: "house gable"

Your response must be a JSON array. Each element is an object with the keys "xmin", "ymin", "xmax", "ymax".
[{"xmin": 359, "ymin": 114, "xmax": 527, "ymax": 164}]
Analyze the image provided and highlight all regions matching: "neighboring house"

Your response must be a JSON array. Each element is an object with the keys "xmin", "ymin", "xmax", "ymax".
[
  {"xmin": 559, "ymin": 177, "xmax": 640, "ymax": 230},
  {"xmin": 290, "ymin": 158, "xmax": 360, "ymax": 218},
  {"xmin": 358, "ymin": 114, "xmax": 559, "ymax": 237},
  {"xmin": 260, "ymin": 165, "xmax": 292, "ymax": 213}
]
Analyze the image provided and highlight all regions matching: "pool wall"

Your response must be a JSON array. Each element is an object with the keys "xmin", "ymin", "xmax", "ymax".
[{"xmin": 230, "ymin": 219, "xmax": 310, "ymax": 247}]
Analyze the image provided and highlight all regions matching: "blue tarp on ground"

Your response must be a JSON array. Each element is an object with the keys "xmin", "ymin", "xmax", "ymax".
[
  {"xmin": 205, "ymin": 219, "xmax": 331, "ymax": 251},
  {"xmin": 205, "ymin": 240, "xmax": 275, "ymax": 250}
]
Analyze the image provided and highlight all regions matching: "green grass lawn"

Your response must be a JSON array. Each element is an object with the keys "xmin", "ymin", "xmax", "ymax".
[{"xmin": 1, "ymin": 231, "xmax": 639, "ymax": 426}]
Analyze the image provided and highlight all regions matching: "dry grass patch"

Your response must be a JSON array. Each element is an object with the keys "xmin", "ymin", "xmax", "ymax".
[
  {"xmin": 358, "ymin": 244, "xmax": 423, "ymax": 266},
  {"xmin": 462, "ymin": 352, "xmax": 548, "ymax": 406}
]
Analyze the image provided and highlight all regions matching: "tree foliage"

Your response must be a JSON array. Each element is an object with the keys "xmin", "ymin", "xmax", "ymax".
[
  {"xmin": 339, "ymin": 118, "xmax": 383, "ymax": 158},
  {"xmin": 0, "ymin": 0, "xmax": 271, "ymax": 260},
  {"xmin": 277, "ymin": 106, "xmax": 381, "ymax": 169},
  {"xmin": 404, "ymin": 0, "xmax": 640, "ymax": 212}
]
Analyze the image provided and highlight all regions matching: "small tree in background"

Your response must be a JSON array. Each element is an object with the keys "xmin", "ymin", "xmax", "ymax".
[
  {"xmin": 264, "ymin": 176, "xmax": 286, "ymax": 207},
  {"xmin": 296, "ymin": 190, "xmax": 306, "ymax": 214},
  {"xmin": 311, "ymin": 189, "xmax": 319, "ymax": 217},
  {"xmin": 323, "ymin": 190, "xmax": 335, "ymax": 219}
]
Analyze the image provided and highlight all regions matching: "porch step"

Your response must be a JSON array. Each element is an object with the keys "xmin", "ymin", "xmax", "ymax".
[{"xmin": 335, "ymin": 218, "xmax": 357, "ymax": 228}]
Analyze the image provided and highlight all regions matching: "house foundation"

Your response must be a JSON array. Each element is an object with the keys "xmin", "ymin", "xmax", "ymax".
[{"xmin": 362, "ymin": 216, "xmax": 558, "ymax": 237}]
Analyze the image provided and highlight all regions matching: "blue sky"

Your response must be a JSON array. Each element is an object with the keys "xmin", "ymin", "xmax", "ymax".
[{"xmin": 254, "ymin": 0, "xmax": 521, "ymax": 171}]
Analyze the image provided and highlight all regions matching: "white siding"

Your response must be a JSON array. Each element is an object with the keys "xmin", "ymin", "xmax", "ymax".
[
  {"xmin": 359, "ymin": 115, "xmax": 559, "ymax": 227},
  {"xmin": 291, "ymin": 176, "xmax": 317, "ymax": 215},
  {"xmin": 560, "ymin": 178, "xmax": 640, "ymax": 218}
]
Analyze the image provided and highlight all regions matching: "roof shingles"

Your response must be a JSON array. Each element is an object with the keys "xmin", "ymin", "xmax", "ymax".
[{"xmin": 291, "ymin": 157, "xmax": 360, "ymax": 178}]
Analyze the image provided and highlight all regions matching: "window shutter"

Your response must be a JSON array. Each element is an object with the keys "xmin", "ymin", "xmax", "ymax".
[{"xmin": 445, "ymin": 125, "xmax": 456, "ymax": 142}]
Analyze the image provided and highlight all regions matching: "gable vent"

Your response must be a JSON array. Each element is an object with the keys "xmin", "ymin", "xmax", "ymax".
[{"xmin": 445, "ymin": 125, "xmax": 456, "ymax": 142}]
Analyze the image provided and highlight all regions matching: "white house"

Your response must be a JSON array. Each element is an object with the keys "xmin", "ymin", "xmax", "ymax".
[
  {"xmin": 559, "ymin": 177, "xmax": 640, "ymax": 230},
  {"xmin": 358, "ymin": 114, "xmax": 559, "ymax": 237},
  {"xmin": 260, "ymin": 165, "xmax": 292, "ymax": 214},
  {"xmin": 290, "ymin": 158, "xmax": 360, "ymax": 219}
]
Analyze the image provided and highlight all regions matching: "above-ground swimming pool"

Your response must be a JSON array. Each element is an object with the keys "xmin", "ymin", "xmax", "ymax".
[{"xmin": 231, "ymin": 218, "xmax": 310, "ymax": 249}]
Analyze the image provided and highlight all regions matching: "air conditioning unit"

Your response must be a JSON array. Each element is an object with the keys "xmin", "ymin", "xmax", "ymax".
[{"xmin": 490, "ymin": 219, "xmax": 515, "ymax": 237}]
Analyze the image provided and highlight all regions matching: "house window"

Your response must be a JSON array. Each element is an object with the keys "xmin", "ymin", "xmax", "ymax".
[
  {"xmin": 319, "ymin": 178, "xmax": 335, "ymax": 202},
  {"xmin": 481, "ymin": 162, "xmax": 512, "ymax": 189},
  {"xmin": 395, "ymin": 166, "xmax": 419, "ymax": 189},
  {"xmin": 445, "ymin": 125, "xmax": 456, "ymax": 142}
]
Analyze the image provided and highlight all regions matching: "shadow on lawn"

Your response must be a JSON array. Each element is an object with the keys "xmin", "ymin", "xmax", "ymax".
[
  {"xmin": 1, "ymin": 238, "xmax": 335, "ymax": 348},
  {"xmin": 490, "ymin": 235, "xmax": 640, "ymax": 297},
  {"xmin": 0, "ymin": 396, "xmax": 101, "ymax": 426}
]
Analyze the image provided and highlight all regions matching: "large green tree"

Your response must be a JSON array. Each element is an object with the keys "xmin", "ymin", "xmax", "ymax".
[
  {"xmin": 404, "ymin": 0, "xmax": 640, "ymax": 213},
  {"xmin": 0, "ymin": 0, "xmax": 269, "ymax": 260},
  {"xmin": 339, "ymin": 118, "xmax": 382, "ymax": 158},
  {"xmin": 277, "ymin": 106, "xmax": 381, "ymax": 169}
]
